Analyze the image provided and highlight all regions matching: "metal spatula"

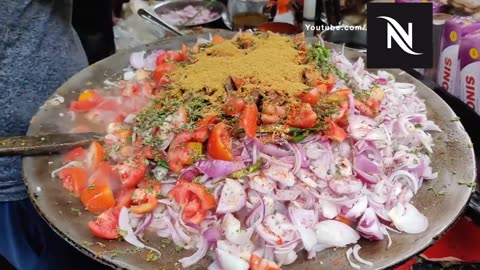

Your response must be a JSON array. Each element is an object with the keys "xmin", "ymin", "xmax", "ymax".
[{"xmin": 0, "ymin": 132, "xmax": 104, "ymax": 156}]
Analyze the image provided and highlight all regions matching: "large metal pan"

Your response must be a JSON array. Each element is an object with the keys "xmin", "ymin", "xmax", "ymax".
[{"xmin": 23, "ymin": 32, "xmax": 476, "ymax": 270}]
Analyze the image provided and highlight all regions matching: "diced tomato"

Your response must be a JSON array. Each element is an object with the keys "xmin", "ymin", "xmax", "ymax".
[
  {"xmin": 153, "ymin": 62, "xmax": 176, "ymax": 84},
  {"xmin": 211, "ymin": 35, "xmax": 225, "ymax": 44},
  {"xmin": 249, "ymin": 254, "xmax": 281, "ymax": 270},
  {"xmin": 141, "ymin": 146, "xmax": 155, "ymax": 160},
  {"xmin": 180, "ymin": 182, "xmax": 215, "ymax": 211},
  {"xmin": 184, "ymin": 210, "xmax": 206, "ymax": 225},
  {"xmin": 62, "ymin": 147, "xmax": 85, "ymax": 164},
  {"xmin": 156, "ymin": 52, "xmax": 170, "ymax": 65},
  {"xmin": 354, "ymin": 100, "xmax": 375, "ymax": 118},
  {"xmin": 80, "ymin": 184, "xmax": 116, "ymax": 214},
  {"xmin": 69, "ymin": 90, "xmax": 103, "ymax": 112},
  {"xmin": 320, "ymin": 73, "xmax": 336, "ymax": 91},
  {"xmin": 207, "ymin": 122, "xmax": 233, "ymax": 161},
  {"xmin": 332, "ymin": 101, "xmax": 349, "ymax": 127},
  {"xmin": 323, "ymin": 88, "xmax": 352, "ymax": 104},
  {"xmin": 286, "ymin": 103, "xmax": 318, "ymax": 129},
  {"xmin": 57, "ymin": 167, "xmax": 88, "ymax": 196},
  {"xmin": 299, "ymin": 84, "xmax": 327, "ymax": 105},
  {"xmin": 85, "ymin": 141, "xmax": 105, "ymax": 171},
  {"xmin": 113, "ymin": 158, "xmax": 148, "ymax": 189},
  {"xmin": 167, "ymin": 130, "xmax": 195, "ymax": 172},
  {"xmin": 224, "ymin": 97, "xmax": 246, "ymax": 116},
  {"xmin": 168, "ymin": 183, "xmax": 192, "ymax": 205},
  {"xmin": 182, "ymin": 197, "xmax": 206, "ymax": 224},
  {"xmin": 192, "ymin": 115, "xmax": 218, "ymax": 142},
  {"xmin": 239, "ymin": 103, "xmax": 258, "ymax": 138},
  {"xmin": 169, "ymin": 181, "xmax": 215, "ymax": 225},
  {"xmin": 114, "ymin": 188, "xmax": 134, "ymax": 210},
  {"xmin": 183, "ymin": 197, "xmax": 201, "ymax": 218},
  {"xmin": 169, "ymin": 181, "xmax": 215, "ymax": 211},
  {"xmin": 130, "ymin": 193, "xmax": 158, "ymax": 214},
  {"xmin": 323, "ymin": 119, "xmax": 348, "ymax": 143},
  {"xmin": 88, "ymin": 208, "xmax": 120, "ymax": 239}
]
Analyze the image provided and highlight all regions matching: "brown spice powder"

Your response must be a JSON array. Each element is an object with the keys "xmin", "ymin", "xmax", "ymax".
[{"xmin": 169, "ymin": 34, "xmax": 310, "ymax": 104}]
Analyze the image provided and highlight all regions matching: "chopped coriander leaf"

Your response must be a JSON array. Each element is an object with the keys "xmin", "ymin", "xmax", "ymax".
[
  {"xmin": 414, "ymin": 123, "xmax": 422, "ymax": 128},
  {"xmin": 145, "ymin": 251, "xmax": 159, "ymax": 262},
  {"xmin": 451, "ymin": 116, "xmax": 460, "ymax": 122},
  {"xmin": 468, "ymin": 143, "xmax": 474, "ymax": 148},
  {"xmin": 458, "ymin": 180, "xmax": 476, "ymax": 188}
]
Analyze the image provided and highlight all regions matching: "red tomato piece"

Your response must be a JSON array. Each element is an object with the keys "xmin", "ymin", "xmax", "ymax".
[
  {"xmin": 85, "ymin": 141, "xmax": 105, "ymax": 172},
  {"xmin": 192, "ymin": 115, "xmax": 219, "ymax": 142},
  {"xmin": 323, "ymin": 119, "xmax": 348, "ymax": 143},
  {"xmin": 240, "ymin": 103, "xmax": 258, "ymax": 138},
  {"xmin": 167, "ymin": 131, "xmax": 196, "ymax": 173},
  {"xmin": 224, "ymin": 97, "xmax": 246, "ymax": 116},
  {"xmin": 184, "ymin": 210, "xmax": 206, "ymax": 225},
  {"xmin": 320, "ymin": 73, "xmax": 336, "ymax": 92},
  {"xmin": 153, "ymin": 62, "xmax": 176, "ymax": 84},
  {"xmin": 69, "ymin": 90, "xmax": 103, "ymax": 112},
  {"xmin": 114, "ymin": 188, "xmax": 135, "ymax": 210},
  {"xmin": 207, "ymin": 122, "xmax": 234, "ymax": 161},
  {"xmin": 80, "ymin": 184, "xmax": 116, "ymax": 214},
  {"xmin": 299, "ymin": 84, "xmax": 327, "ymax": 105},
  {"xmin": 88, "ymin": 207, "xmax": 120, "ymax": 240},
  {"xmin": 286, "ymin": 103, "xmax": 318, "ymax": 129},
  {"xmin": 323, "ymin": 88, "xmax": 352, "ymax": 104},
  {"xmin": 62, "ymin": 147, "xmax": 85, "ymax": 164},
  {"xmin": 249, "ymin": 254, "xmax": 281, "ymax": 270},
  {"xmin": 130, "ymin": 193, "xmax": 158, "ymax": 214},
  {"xmin": 57, "ymin": 167, "xmax": 89, "ymax": 196},
  {"xmin": 113, "ymin": 158, "xmax": 148, "ymax": 189}
]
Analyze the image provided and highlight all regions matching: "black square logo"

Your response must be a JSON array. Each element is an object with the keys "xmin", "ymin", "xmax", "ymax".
[{"xmin": 367, "ymin": 3, "xmax": 433, "ymax": 69}]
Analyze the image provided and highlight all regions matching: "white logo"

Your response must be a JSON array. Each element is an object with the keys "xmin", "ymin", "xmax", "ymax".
[{"xmin": 377, "ymin": 16, "xmax": 423, "ymax": 55}]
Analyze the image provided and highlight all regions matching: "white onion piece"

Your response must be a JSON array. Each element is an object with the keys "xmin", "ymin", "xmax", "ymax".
[
  {"xmin": 346, "ymin": 247, "xmax": 361, "ymax": 269},
  {"xmin": 345, "ymin": 196, "xmax": 368, "ymax": 220},
  {"xmin": 353, "ymin": 244, "xmax": 373, "ymax": 266},
  {"xmin": 217, "ymin": 179, "xmax": 246, "ymax": 213},
  {"xmin": 329, "ymin": 177, "xmax": 363, "ymax": 195},
  {"xmin": 297, "ymin": 226, "xmax": 317, "ymax": 251},
  {"xmin": 130, "ymin": 51, "xmax": 145, "ymax": 69},
  {"xmin": 179, "ymin": 236, "xmax": 209, "ymax": 268},
  {"xmin": 357, "ymin": 207, "xmax": 384, "ymax": 240},
  {"xmin": 319, "ymin": 200, "xmax": 339, "ymax": 219},
  {"xmin": 222, "ymin": 213, "xmax": 254, "ymax": 245},
  {"xmin": 314, "ymin": 220, "xmax": 360, "ymax": 251},
  {"xmin": 388, "ymin": 203, "xmax": 428, "ymax": 234},
  {"xmin": 265, "ymin": 166, "xmax": 295, "ymax": 186},
  {"xmin": 215, "ymin": 248, "xmax": 250, "ymax": 270},
  {"xmin": 394, "ymin": 82, "xmax": 415, "ymax": 95},
  {"xmin": 119, "ymin": 207, "xmax": 145, "ymax": 248}
]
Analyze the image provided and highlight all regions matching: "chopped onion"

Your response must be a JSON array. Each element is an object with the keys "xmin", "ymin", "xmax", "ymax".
[
  {"xmin": 346, "ymin": 247, "xmax": 361, "ymax": 269},
  {"xmin": 179, "ymin": 236, "xmax": 209, "ymax": 268},
  {"xmin": 130, "ymin": 51, "xmax": 145, "ymax": 69},
  {"xmin": 217, "ymin": 179, "xmax": 247, "ymax": 214},
  {"xmin": 215, "ymin": 248, "xmax": 249, "ymax": 270},
  {"xmin": 388, "ymin": 203, "xmax": 428, "ymax": 234},
  {"xmin": 119, "ymin": 207, "xmax": 145, "ymax": 248},
  {"xmin": 134, "ymin": 213, "xmax": 153, "ymax": 235},
  {"xmin": 352, "ymin": 244, "xmax": 373, "ymax": 266},
  {"xmin": 203, "ymin": 225, "xmax": 222, "ymax": 242},
  {"xmin": 314, "ymin": 220, "xmax": 360, "ymax": 251},
  {"xmin": 357, "ymin": 208, "xmax": 384, "ymax": 240},
  {"xmin": 196, "ymin": 160, "xmax": 245, "ymax": 178}
]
